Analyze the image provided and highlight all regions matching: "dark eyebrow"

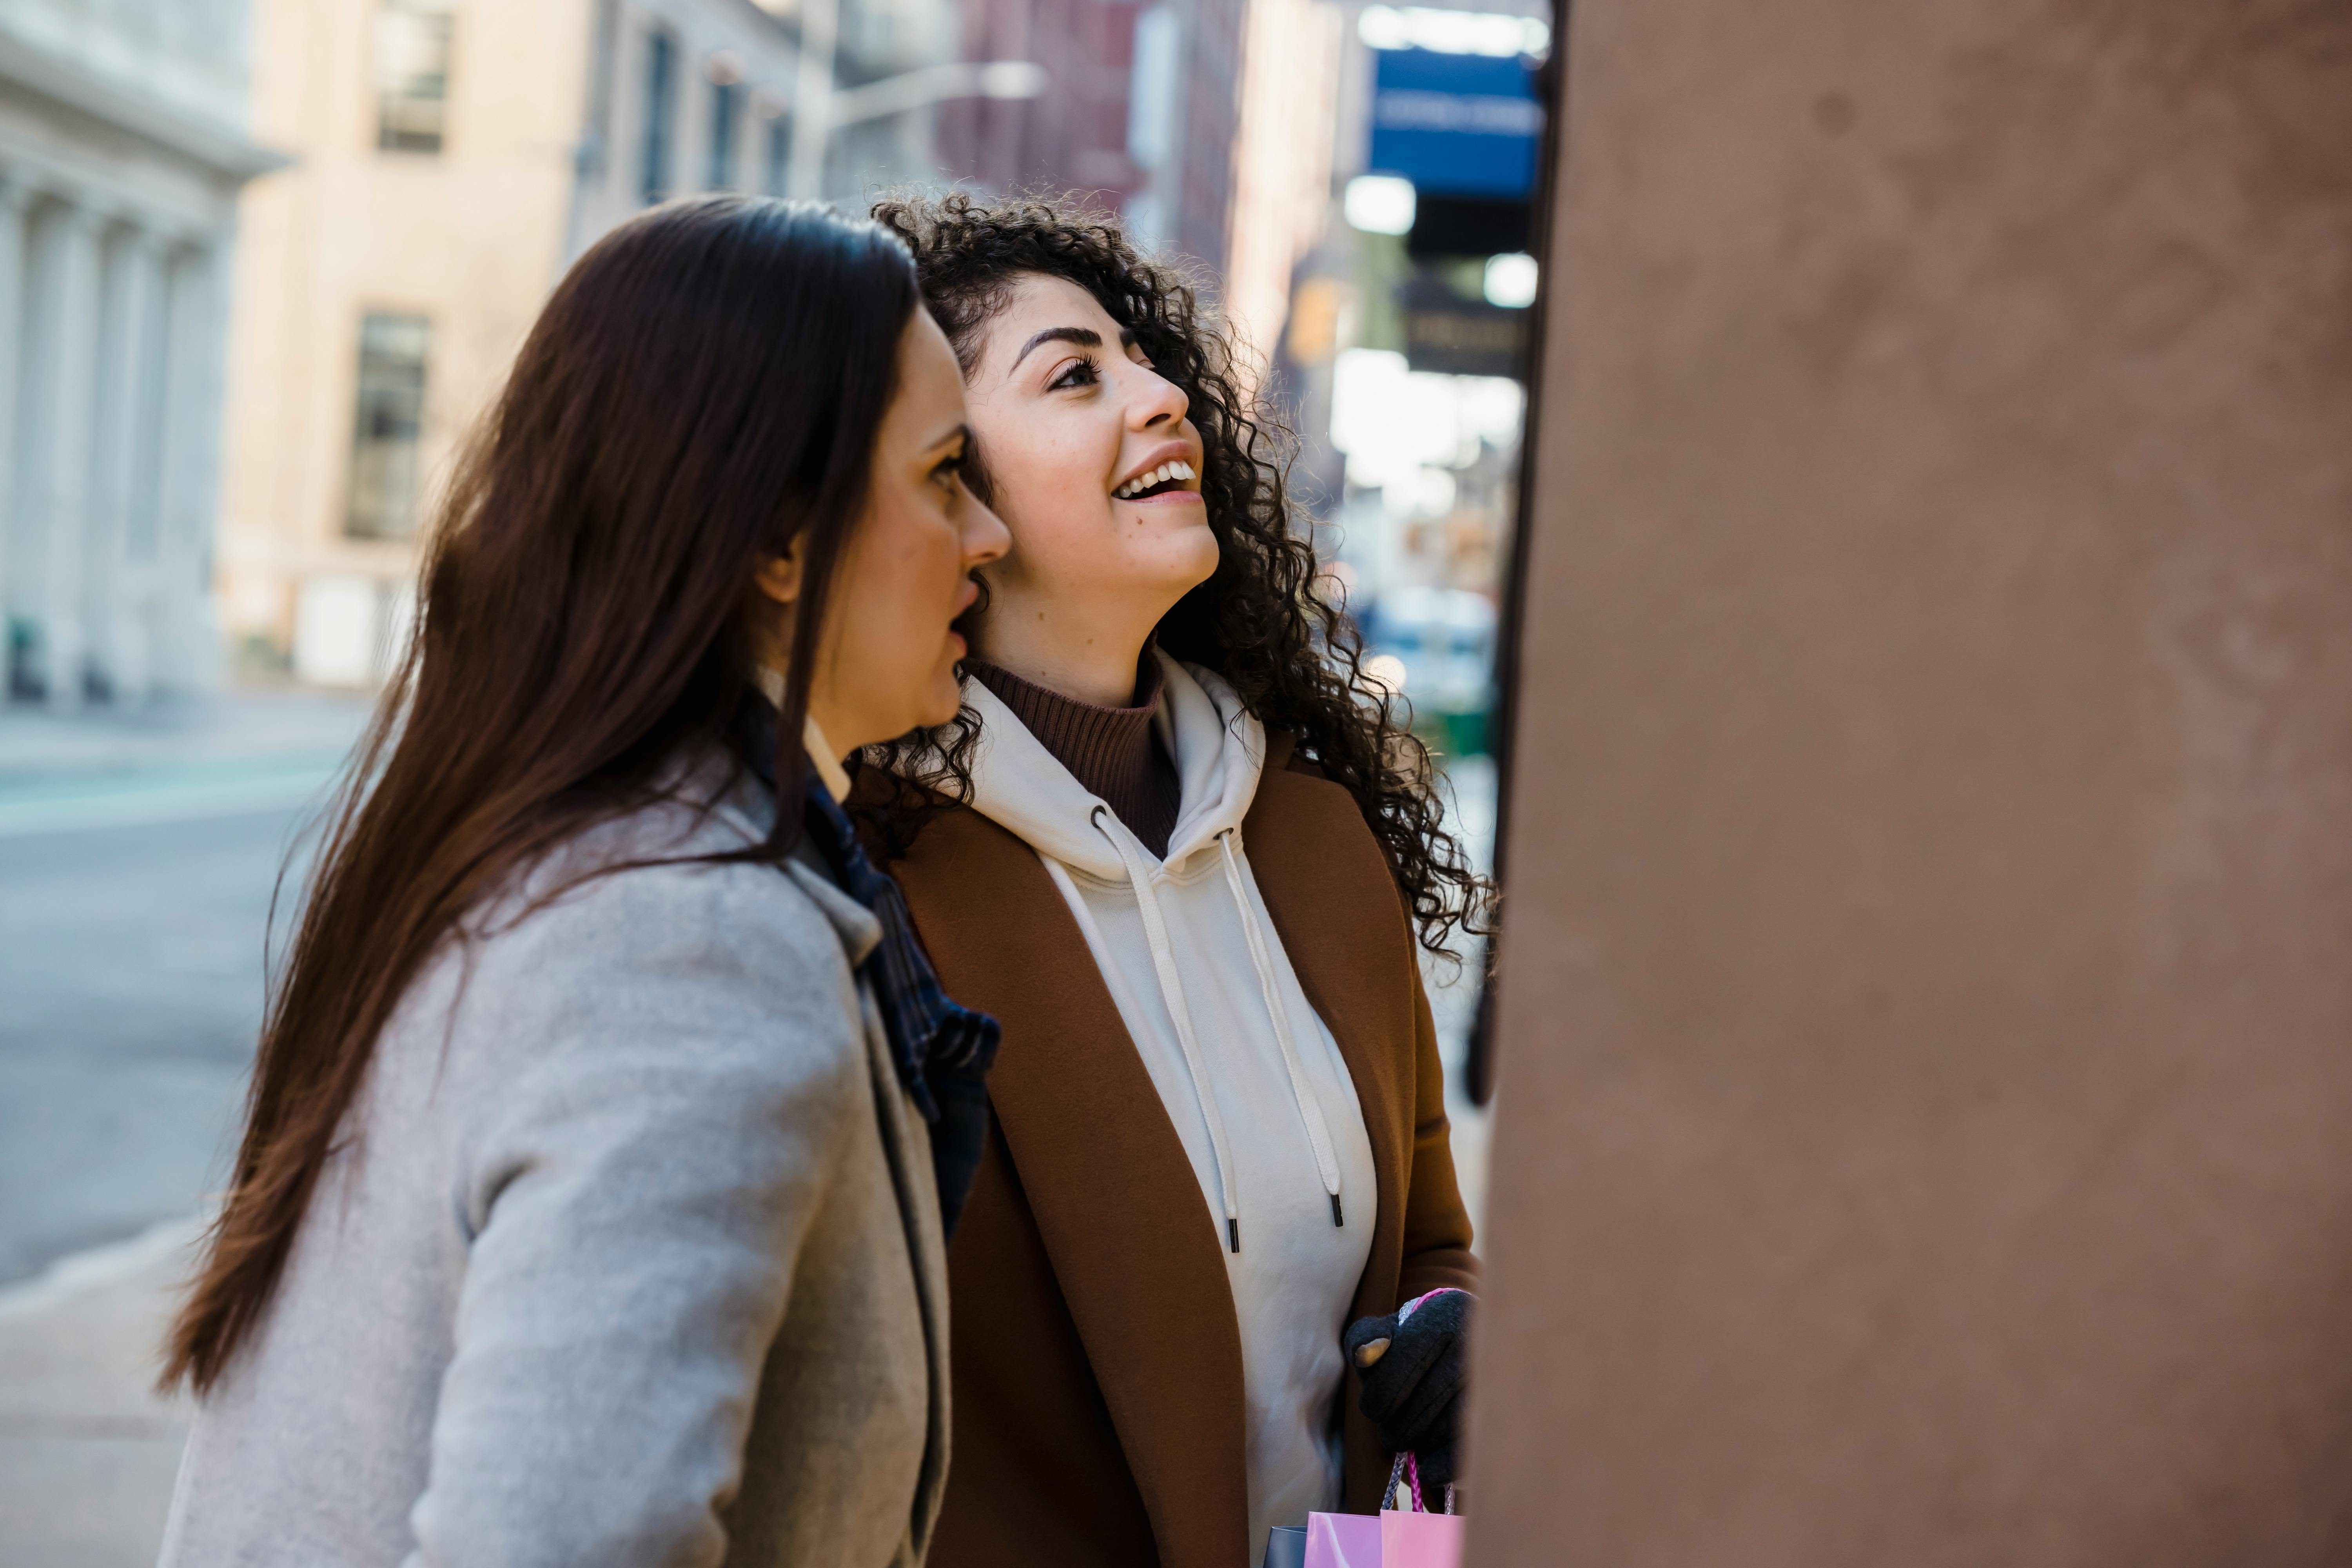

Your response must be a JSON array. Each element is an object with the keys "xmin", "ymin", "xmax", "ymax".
[
  {"xmin": 1008, "ymin": 326, "xmax": 1103, "ymax": 372},
  {"xmin": 925, "ymin": 422, "xmax": 971, "ymax": 456}
]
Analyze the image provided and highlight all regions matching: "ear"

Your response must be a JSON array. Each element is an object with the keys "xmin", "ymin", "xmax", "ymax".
[{"xmin": 751, "ymin": 539, "xmax": 803, "ymax": 607}]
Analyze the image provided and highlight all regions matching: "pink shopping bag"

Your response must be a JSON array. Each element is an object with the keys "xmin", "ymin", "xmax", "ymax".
[
  {"xmin": 1380, "ymin": 1507, "xmax": 1465, "ymax": 1568},
  {"xmin": 1303, "ymin": 1452, "xmax": 1464, "ymax": 1568},
  {"xmin": 1302, "ymin": 1510, "xmax": 1382, "ymax": 1568}
]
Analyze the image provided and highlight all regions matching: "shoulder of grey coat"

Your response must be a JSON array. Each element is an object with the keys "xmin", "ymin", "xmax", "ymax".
[{"xmin": 156, "ymin": 755, "xmax": 945, "ymax": 1568}]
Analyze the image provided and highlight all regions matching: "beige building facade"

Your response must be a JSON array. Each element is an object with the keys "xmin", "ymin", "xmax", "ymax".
[
  {"xmin": 222, "ymin": 0, "xmax": 954, "ymax": 685},
  {"xmin": 222, "ymin": 0, "xmax": 594, "ymax": 683}
]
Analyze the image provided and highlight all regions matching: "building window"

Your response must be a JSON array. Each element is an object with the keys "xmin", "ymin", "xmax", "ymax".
[
  {"xmin": 641, "ymin": 30, "xmax": 677, "ymax": 204},
  {"xmin": 376, "ymin": 0, "xmax": 455, "ymax": 153},
  {"xmin": 708, "ymin": 79, "xmax": 743, "ymax": 189},
  {"xmin": 346, "ymin": 314, "xmax": 431, "ymax": 540},
  {"xmin": 763, "ymin": 112, "xmax": 792, "ymax": 196}
]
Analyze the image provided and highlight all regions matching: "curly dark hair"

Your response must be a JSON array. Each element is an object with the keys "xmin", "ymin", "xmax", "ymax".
[{"xmin": 865, "ymin": 189, "xmax": 1491, "ymax": 956}]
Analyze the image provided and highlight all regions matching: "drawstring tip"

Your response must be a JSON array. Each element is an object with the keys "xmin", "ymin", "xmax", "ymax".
[
  {"xmin": 1331, "ymin": 1194, "xmax": 1345, "ymax": 1227},
  {"xmin": 1227, "ymin": 1217, "xmax": 1241, "ymax": 1253}
]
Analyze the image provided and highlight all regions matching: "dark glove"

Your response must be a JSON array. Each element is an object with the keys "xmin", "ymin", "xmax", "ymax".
[{"xmin": 1343, "ymin": 1288, "xmax": 1472, "ymax": 1489}]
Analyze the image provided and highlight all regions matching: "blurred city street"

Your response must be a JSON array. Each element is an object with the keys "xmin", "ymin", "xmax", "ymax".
[
  {"xmin": 0, "ymin": 694, "xmax": 367, "ymax": 1565},
  {"xmin": 2, "ymin": 0, "xmax": 2333, "ymax": 1546},
  {"xmin": 4, "ymin": 0, "xmax": 1535, "ymax": 1552}
]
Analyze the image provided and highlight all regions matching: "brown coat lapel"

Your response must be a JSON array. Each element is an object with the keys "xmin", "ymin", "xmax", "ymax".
[
  {"xmin": 1243, "ymin": 739, "xmax": 1479, "ymax": 1510},
  {"xmin": 886, "ymin": 802, "xmax": 1252, "ymax": 1568}
]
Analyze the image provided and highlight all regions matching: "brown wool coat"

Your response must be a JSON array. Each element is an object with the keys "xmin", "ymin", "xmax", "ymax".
[{"xmin": 866, "ymin": 735, "xmax": 1478, "ymax": 1568}]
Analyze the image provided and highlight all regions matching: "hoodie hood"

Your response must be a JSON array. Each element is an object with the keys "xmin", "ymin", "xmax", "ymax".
[{"xmin": 945, "ymin": 649, "xmax": 1265, "ymax": 878}]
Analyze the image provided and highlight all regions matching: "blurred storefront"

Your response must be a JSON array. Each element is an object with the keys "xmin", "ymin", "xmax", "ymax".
[{"xmin": 1269, "ymin": 1, "xmax": 1550, "ymax": 790}]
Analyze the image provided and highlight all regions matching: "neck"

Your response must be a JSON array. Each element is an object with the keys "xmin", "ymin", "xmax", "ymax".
[
  {"xmin": 969, "ymin": 599, "xmax": 1160, "ymax": 708},
  {"xmin": 752, "ymin": 663, "xmax": 855, "ymax": 798}
]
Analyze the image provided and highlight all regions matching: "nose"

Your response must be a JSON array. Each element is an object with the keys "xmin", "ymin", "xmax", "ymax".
[
  {"xmin": 961, "ymin": 488, "xmax": 1011, "ymax": 570},
  {"xmin": 1126, "ymin": 360, "xmax": 1190, "ymax": 432}
]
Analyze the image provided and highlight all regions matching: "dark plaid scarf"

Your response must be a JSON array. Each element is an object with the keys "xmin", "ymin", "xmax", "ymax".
[{"xmin": 742, "ymin": 706, "xmax": 999, "ymax": 1238}]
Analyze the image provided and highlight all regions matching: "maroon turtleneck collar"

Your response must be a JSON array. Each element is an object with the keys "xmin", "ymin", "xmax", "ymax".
[{"xmin": 964, "ymin": 652, "xmax": 1183, "ymax": 858}]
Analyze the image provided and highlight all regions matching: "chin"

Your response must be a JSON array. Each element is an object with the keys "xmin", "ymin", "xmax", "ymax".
[
  {"xmin": 909, "ymin": 669, "xmax": 965, "ymax": 731},
  {"xmin": 1174, "ymin": 521, "xmax": 1221, "ymax": 586}
]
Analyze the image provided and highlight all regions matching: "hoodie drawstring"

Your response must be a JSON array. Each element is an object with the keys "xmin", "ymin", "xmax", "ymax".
[
  {"xmin": 1217, "ymin": 831, "xmax": 1347, "ymax": 1228},
  {"xmin": 1094, "ymin": 808, "xmax": 1246, "ymax": 1252},
  {"xmin": 1084, "ymin": 807, "xmax": 1348, "ymax": 1253}
]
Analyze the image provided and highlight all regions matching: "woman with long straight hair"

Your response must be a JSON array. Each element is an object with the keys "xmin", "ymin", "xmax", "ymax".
[
  {"xmin": 157, "ymin": 196, "xmax": 1009, "ymax": 1568},
  {"xmin": 858, "ymin": 192, "xmax": 1490, "ymax": 1568}
]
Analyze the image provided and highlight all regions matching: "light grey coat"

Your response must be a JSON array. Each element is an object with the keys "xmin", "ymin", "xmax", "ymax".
[{"xmin": 157, "ymin": 766, "xmax": 950, "ymax": 1568}]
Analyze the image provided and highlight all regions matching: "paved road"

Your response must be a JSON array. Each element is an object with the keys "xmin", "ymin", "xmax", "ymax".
[
  {"xmin": 0, "ymin": 806, "xmax": 326, "ymax": 1287},
  {"xmin": 0, "ymin": 693, "xmax": 366, "ymax": 1290}
]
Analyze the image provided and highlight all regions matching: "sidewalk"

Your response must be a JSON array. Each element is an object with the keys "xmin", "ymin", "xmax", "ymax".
[
  {"xmin": 0, "ymin": 1221, "xmax": 199, "ymax": 1568},
  {"xmin": 0, "ymin": 690, "xmax": 370, "ymax": 1566},
  {"xmin": 0, "ymin": 691, "xmax": 373, "ymax": 838}
]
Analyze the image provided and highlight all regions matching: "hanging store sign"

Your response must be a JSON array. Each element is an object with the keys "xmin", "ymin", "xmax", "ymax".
[{"xmin": 1367, "ymin": 46, "xmax": 1542, "ymax": 200}]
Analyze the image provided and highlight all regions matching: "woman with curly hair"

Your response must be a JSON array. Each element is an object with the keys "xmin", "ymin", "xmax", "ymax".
[{"xmin": 859, "ymin": 191, "xmax": 1488, "ymax": 1568}]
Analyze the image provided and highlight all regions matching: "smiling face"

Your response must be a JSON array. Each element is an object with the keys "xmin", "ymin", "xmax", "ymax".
[{"xmin": 956, "ymin": 273, "xmax": 1220, "ymax": 702}]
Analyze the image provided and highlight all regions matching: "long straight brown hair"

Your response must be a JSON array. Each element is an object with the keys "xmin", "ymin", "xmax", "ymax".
[{"xmin": 164, "ymin": 196, "xmax": 920, "ymax": 1394}]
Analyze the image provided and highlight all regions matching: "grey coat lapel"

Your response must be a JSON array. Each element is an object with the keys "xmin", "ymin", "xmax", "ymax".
[
  {"xmin": 856, "ymin": 984, "xmax": 953, "ymax": 1559},
  {"xmin": 784, "ymin": 860, "xmax": 952, "ymax": 1558}
]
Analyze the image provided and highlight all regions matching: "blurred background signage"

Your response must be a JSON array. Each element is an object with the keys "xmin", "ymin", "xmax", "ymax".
[{"xmin": 1369, "ymin": 33, "xmax": 1543, "ymax": 199}]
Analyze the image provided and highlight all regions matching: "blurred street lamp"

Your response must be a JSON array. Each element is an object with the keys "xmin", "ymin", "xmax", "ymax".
[{"xmin": 786, "ymin": 0, "xmax": 1045, "ymax": 199}]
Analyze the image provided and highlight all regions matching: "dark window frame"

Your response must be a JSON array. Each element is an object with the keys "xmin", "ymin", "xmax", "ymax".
[
  {"xmin": 708, "ymin": 78, "xmax": 743, "ymax": 190},
  {"xmin": 375, "ymin": 0, "xmax": 456, "ymax": 154},
  {"xmin": 641, "ymin": 29, "xmax": 677, "ymax": 205},
  {"xmin": 762, "ymin": 112, "xmax": 793, "ymax": 196},
  {"xmin": 345, "ymin": 312, "xmax": 432, "ymax": 541}
]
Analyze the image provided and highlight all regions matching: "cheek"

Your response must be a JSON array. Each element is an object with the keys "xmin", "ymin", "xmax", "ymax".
[
  {"xmin": 998, "ymin": 458, "xmax": 1120, "ymax": 571},
  {"xmin": 865, "ymin": 494, "xmax": 962, "ymax": 622},
  {"xmin": 985, "ymin": 416, "xmax": 1116, "ymax": 524}
]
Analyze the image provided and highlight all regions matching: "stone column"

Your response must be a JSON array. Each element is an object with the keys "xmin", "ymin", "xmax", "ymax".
[
  {"xmin": 84, "ymin": 221, "xmax": 163, "ymax": 705},
  {"xmin": 0, "ymin": 176, "xmax": 27, "ymax": 686},
  {"xmin": 1468, "ymin": 1, "xmax": 2352, "ymax": 1563},
  {"xmin": 151, "ymin": 240, "xmax": 227, "ymax": 697},
  {"xmin": 17, "ymin": 199, "xmax": 104, "ymax": 709},
  {"xmin": 123, "ymin": 230, "xmax": 176, "ymax": 700}
]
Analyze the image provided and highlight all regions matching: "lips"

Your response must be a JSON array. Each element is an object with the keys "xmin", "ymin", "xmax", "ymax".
[{"xmin": 1112, "ymin": 459, "xmax": 1198, "ymax": 501}]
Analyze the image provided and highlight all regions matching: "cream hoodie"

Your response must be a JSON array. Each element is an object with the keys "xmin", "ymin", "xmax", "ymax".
[{"xmin": 909, "ymin": 650, "xmax": 1377, "ymax": 1563}]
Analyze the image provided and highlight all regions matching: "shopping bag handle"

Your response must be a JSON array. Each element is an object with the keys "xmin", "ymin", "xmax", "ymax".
[{"xmin": 1383, "ymin": 1452, "xmax": 1458, "ymax": 1515}]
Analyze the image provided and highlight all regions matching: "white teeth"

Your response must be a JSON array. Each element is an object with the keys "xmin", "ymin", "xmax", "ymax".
[{"xmin": 1115, "ymin": 460, "xmax": 1196, "ymax": 499}]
